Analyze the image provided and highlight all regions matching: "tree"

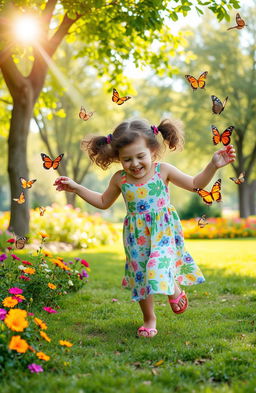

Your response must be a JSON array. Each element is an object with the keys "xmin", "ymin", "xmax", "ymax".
[{"xmin": 0, "ymin": 0, "xmax": 240, "ymax": 235}]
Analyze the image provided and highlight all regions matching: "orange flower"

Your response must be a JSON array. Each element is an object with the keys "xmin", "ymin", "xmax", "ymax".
[
  {"xmin": 42, "ymin": 250, "xmax": 52, "ymax": 257},
  {"xmin": 14, "ymin": 294, "xmax": 26, "ymax": 301},
  {"xmin": 40, "ymin": 330, "xmax": 51, "ymax": 342},
  {"xmin": 50, "ymin": 258, "xmax": 71, "ymax": 271},
  {"xmin": 38, "ymin": 232, "xmax": 49, "ymax": 239},
  {"xmin": 2, "ymin": 297, "xmax": 18, "ymax": 308},
  {"xmin": 9, "ymin": 335, "xmax": 28, "ymax": 353},
  {"xmin": 23, "ymin": 267, "xmax": 36, "ymax": 275},
  {"xmin": 59, "ymin": 340, "xmax": 73, "ymax": 347},
  {"xmin": 4, "ymin": 309, "xmax": 28, "ymax": 332},
  {"xmin": 34, "ymin": 317, "xmax": 47, "ymax": 330},
  {"xmin": 36, "ymin": 351, "xmax": 50, "ymax": 361},
  {"xmin": 47, "ymin": 283, "xmax": 56, "ymax": 290}
]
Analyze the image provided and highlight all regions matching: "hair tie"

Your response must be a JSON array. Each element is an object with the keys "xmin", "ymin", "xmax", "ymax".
[
  {"xmin": 151, "ymin": 125, "xmax": 159, "ymax": 135},
  {"xmin": 106, "ymin": 134, "xmax": 113, "ymax": 144}
]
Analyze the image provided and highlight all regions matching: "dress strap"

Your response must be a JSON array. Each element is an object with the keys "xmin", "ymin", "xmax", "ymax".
[
  {"xmin": 121, "ymin": 170, "xmax": 127, "ymax": 184},
  {"xmin": 155, "ymin": 162, "xmax": 160, "ymax": 173}
]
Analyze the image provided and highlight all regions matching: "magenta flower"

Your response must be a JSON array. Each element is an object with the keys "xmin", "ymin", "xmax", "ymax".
[
  {"xmin": 0, "ymin": 308, "xmax": 7, "ymax": 320},
  {"xmin": 28, "ymin": 312, "xmax": 34, "ymax": 316},
  {"xmin": 80, "ymin": 259, "xmax": 90, "ymax": 268},
  {"xmin": 11, "ymin": 254, "xmax": 20, "ymax": 261},
  {"xmin": 43, "ymin": 306, "xmax": 57, "ymax": 314},
  {"xmin": 7, "ymin": 238, "xmax": 15, "ymax": 243},
  {"xmin": 112, "ymin": 298, "xmax": 118, "ymax": 302},
  {"xmin": 9, "ymin": 287, "xmax": 23, "ymax": 295},
  {"xmin": 28, "ymin": 363, "xmax": 44, "ymax": 373},
  {"xmin": 0, "ymin": 254, "xmax": 7, "ymax": 262},
  {"xmin": 7, "ymin": 246, "xmax": 13, "ymax": 251}
]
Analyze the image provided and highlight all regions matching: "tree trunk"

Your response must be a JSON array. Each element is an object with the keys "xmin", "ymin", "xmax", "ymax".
[
  {"xmin": 65, "ymin": 191, "xmax": 76, "ymax": 207},
  {"xmin": 238, "ymin": 182, "xmax": 250, "ymax": 218},
  {"xmin": 8, "ymin": 81, "xmax": 34, "ymax": 236},
  {"xmin": 248, "ymin": 180, "xmax": 256, "ymax": 215}
]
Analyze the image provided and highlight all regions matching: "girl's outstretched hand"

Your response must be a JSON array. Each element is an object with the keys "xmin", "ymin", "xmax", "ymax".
[
  {"xmin": 212, "ymin": 145, "xmax": 236, "ymax": 169},
  {"xmin": 53, "ymin": 177, "xmax": 79, "ymax": 193}
]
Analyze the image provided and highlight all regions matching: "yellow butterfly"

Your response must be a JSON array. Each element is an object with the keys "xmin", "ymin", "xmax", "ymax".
[
  {"xmin": 20, "ymin": 177, "xmax": 37, "ymax": 189},
  {"xmin": 13, "ymin": 192, "xmax": 25, "ymax": 204}
]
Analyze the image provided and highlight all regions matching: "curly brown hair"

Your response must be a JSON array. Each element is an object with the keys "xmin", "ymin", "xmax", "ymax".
[{"xmin": 81, "ymin": 118, "xmax": 184, "ymax": 170}]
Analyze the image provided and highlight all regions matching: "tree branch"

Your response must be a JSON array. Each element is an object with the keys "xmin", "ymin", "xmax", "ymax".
[
  {"xmin": 0, "ymin": 49, "xmax": 25, "ymax": 98},
  {"xmin": 41, "ymin": 0, "xmax": 58, "ymax": 30},
  {"xmin": 34, "ymin": 110, "xmax": 55, "ymax": 158}
]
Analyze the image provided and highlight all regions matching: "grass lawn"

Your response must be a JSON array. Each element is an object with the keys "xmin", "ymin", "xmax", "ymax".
[{"xmin": 2, "ymin": 239, "xmax": 256, "ymax": 393}]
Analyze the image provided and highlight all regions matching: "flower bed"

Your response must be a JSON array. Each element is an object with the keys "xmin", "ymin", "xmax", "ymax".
[{"xmin": 182, "ymin": 216, "xmax": 256, "ymax": 239}]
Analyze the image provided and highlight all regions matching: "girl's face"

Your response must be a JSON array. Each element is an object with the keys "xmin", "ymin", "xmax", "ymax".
[{"xmin": 118, "ymin": 137, "xmax": 155, "ymax": 180}]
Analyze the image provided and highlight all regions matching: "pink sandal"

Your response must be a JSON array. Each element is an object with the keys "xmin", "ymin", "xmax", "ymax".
[
  {"xmin": 137, "ymin": 326, "xmax": 158, "ymax": 338},
  {"xmin": 169, "ymin": 290, "xmax": 188, "ymax": 314}
]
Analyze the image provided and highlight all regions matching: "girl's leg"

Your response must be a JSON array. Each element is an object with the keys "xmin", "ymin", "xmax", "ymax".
[
  {"xmin": 168, "ymin": 281, "xmax": 187, "ymax": 312},
  {"xmin": 139, "ymin": 295, "xmax": 156, "ymax": 329}
]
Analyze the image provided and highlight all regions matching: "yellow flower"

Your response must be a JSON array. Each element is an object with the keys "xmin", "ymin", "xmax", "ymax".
[
  {"xmin": 136, "ymin": 187, "xmax": 148, "ymax": 198},
  {"xmin": 48, "ymin": 283, "xmax": 56, "ymax": 290},
  {"xmin": 165, "ymin": 227, "xmax": 172, "ymax": 236},
  {"xmin": 36, "ymin": 351, "xmax": 50, "ymax": 361},
  {"xmin": 4, "ymin": 309, "xmax": 28, "ymax": 332},
  {"xmin": 126, "ymin": 191, "xmax": 135, "ymax": 202},
  {"xmin": 43, "ymin": 250, "xmax": 52, "ymax": 257},
  {"xmin": 9, "ymin": 335, "xmax": 28, "ymax": 353},
  {"xmin": 38, "ymin": 232, "xmax": 49, "ymax": 239},
  {"xmin": 59, "ymin": 340, "xmax": 73, "ymax": 347},
  {"xmin": 148, "ymin": 270, "xmax": 156, "ymax": 279},
  {"xmin": 156, "ymin": 231, "xmax": 163, "ymax": 242},
  {"xmin": 186, "ymin": 274, "xmax": 196, "ymax": 282},
  {"xmin": 136, "ymin": 218, "xmax": 144, "ymax": 228},
  {"xmin": 130, "ymin": 224, "xmax": 134, "ymax": 233},
  {"xmin": 160, "ymin": 281, "xmax": 168, "ymax": 291},
  {"xmin": 40, "ymin": 331, "xmax": 51, "ymax": 342},
  {"xmin": 129, "ymin": 277, "xmax": 135, "ymax": 288},
  {"xmin": 2, "ymin": 297, "xmax": 18, "ymax": 308},
  {"xmin": 15, "ymin": 294, "xmax": 25, "ymax": 301},
  {"xmin": 34, "ymin": 317, "xmax": 47, "ymax": 330},
  {"xmin": 23, "ymin": 267, "xmax": 36, "ymax": 275}
]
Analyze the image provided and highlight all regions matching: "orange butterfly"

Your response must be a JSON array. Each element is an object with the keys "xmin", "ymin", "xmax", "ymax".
[
  {"xmin": 79, "ymin": 106, "xmax": 94, "ymax": 121},
  {"xmin": 13, "ymin": 192, "xmax": 25, "ymax": 204},
  {"xmin": 211, "ymin": 125, "xmax": 234, "ymax": 146},
  {"xmin": 39, "ymin": 206, "xmax": 46, "ymax": 216},
  {"xmin": 193, "ymin": 179, "xmax": 222, "ymax": 205},
  {"xmin": 230, "ymin": 172, "xmax": 245, "ymax": 185},
  {"xmin": 211, "ymin": 95, "xmax": 228, "ymax": 115},
  {"xmin": 15, "ymin": 237, "xmax": 27, "ymax": 250},
  {"xmin": 198, "ymin": 214, "xmax": 209, "ymax": 228},
  {"xmin": 20, "ymin": 177, "xmax": 37, "ymax": 189},
  {"xmin": 227, "ymin": 13, "xmax": 246, "ymax": 30},
  {"xmin": 112, "ymin": 88, "xmax": 131, "ymax": 105},
  {"xmin": 185, "ymin": 71, "xmax": 208, "ymax": 90},
  {"xmin": 41, "ymin": 153, "xmax": 64, "ymax": 170}
]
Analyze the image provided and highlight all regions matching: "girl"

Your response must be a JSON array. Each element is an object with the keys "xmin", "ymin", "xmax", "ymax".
[{"xmin": 54, "ymin": 119, "xmax": 236, "ymax": 338}]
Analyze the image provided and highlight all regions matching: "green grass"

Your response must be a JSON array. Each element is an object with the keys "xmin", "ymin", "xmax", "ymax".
[{"xmin": 2, "ymin": 239, "xmax": 256, "ymax": 393}]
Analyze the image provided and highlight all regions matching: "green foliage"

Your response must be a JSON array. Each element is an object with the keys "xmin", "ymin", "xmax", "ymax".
[{"xmin": 179, "ymin": 193, "xmax": 221, "ymax": 219}]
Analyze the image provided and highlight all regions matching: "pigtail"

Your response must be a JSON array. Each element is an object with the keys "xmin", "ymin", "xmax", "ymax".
[
  {"xmin": 81, "ymin": 135, "xmax": 114, "ymax": 170},
  {"xmin": 157, "ymin": 118, "xmax": 184, "ymax": 151}
]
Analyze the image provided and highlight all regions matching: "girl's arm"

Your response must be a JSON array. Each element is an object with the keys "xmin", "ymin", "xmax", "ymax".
[
  {"xmin": 163, "ymin": 144, "xmax": 236, "ymax": 191},
  {"xmin": 53, "ymin": 171, "xmax": 122, "ymax": 209}
]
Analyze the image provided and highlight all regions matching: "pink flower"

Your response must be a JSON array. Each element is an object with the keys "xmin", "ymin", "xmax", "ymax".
[
  {"xmin": 43, "ymin": 307, "xmax": 57, "ymax": 314},
  {"xmin": 147, "ymin": 259, "xmax": 157, "ymax": 268},
  {"xmin": 11, "ymin": 254, "xmax": 20, "ymax": 261},
  {"xmin": 28, "ymin": 363, "xmax": 44, "ymax": 373},
  {"xmin": 0, "ymin": 308, "xmax": 7, "ymax": 320},
  {"xmin": 7, "ymin": 247, "xmax": 13, "ymax": 251},
  {"xmin": 149, "ymin": 251, "xmax": 160, "ymax": 258},
  {"xmin": 112, "ymin": 298, "xmax": 118, "ymax": 302},
  {"xmin": 140, "ymin": 288, "xmax": 146, "ymax": 296},
  {"xmin": 131, "ymin": 261, "xmax": 138, "ymax": 272},
  {"xmin": 7, "ymin": 238, "xmax": 16, "ymax": 243},
  {"xmin": 122, "ymin": 278, "xmax": 128, "ymax": 287},
  {"xmin": 80, "ymin": 259, "xmax": 89, "ymax": 268},
  {"xmin": 22, "ymin": 260, "xmax": 32, "ymax": 266},
  {"xmin": 157, "ymin": 198, "xmax": 165, "ymax": 208},
  {"xmin": 9, "ymin": 287, "xmax": 23, "ymax": 295},
  {"xmin": 28, "ymin": 312, "xmax": 34, "ymax": 316},
  {"xmin": 137, "ymin": 236, "xmax": 146, "ymax": 245},
  {"xmin": 19, "ymin": 275, "xmax": 30, "ymax": 281},
  {"xmin": 177, "ymin": 276, "xmax": 183, "ymax": 283}
]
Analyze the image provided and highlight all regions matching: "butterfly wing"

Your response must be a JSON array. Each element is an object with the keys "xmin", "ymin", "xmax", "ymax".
[
  {"xmin": 236, "ymin": 13, "xmax": 245, "ymax": 28},
  {"xmin": 20, "ymin": 177, "xmax": 37, "ymax": 189},
  {"xmin": 15, "ymin": 237, "xmax": 27, "ymax": 249},
  {"xmin": 211, "ymin": 125, "xmax": 221, "ymax": 145},
  {"xmin": 39, "ymin": 207, "xmax": 46, "ymax": 216},
  {"xmin": 112, "ymin": 88, "xmax": 131, "ymax": 105},
  {"xmin": 230, "ymin": 172, "xmax": 245, "ymax": 184},
  {"xmin": 210, "ymin": 179, "xmax": 222, "ymax": 202},
  {"xmin": 197, "ymin": 71, "xmax": 208, "ymax": 89},
  {"xmin": 52, "ymin": 154, "xmax": 64, "ymax": 170},
  {"xmin": 79, "ymin": 106, "xmax": 93, "ymax": 121},
  {"xmin": 211, "ymin": 95, "xmax": 223, "ymax": 114},
  {"xmin": 194, "ymin": 188, "xmax": 214, "ymax": 205},
  {"xmin": 220, "ymin": 126, "xmax": 234, "ymax": 146},
  {"xmin": 198, "ymin": 215, "xmax": 208, "ymax": 228},
  {"xmin": 13, "ymin": 192, "xmax": 25, "ymax": 204},
  {"xmin": 41, "ymin": 153, "xmax": 53, "ymax": 169},
  {"xmin": 185, "ymin": 75, "xmax": 199, "ymax": 90},
  {"xmin": 112, "ymin": 88, "xmax": 120, "ymax": 103}
]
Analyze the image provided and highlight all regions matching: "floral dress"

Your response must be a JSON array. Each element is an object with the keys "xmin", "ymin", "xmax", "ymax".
[{"xmin": 121, "ymin": 162, "xmax": 205, "ymax": 302}]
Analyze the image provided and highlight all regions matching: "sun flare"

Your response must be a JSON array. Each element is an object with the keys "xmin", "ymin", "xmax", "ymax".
[{"xmin": 13, "ymin": 16, "xmax": 40, "ymax": 43}]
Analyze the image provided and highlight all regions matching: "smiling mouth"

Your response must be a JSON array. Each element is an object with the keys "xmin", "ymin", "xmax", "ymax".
[{"xmin": 132, "ymin": 167, "xmax": 143, "ymax": 174}]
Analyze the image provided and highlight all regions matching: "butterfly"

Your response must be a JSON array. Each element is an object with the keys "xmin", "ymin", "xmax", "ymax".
[
  {"xmin": 193, "ymin": 179, "xmax": 222, "ymax": 205},
  {"xmin": 197, "ymin": 214, "xmax": 209, "ymax": 228},
  {"xmin": 211, "ymin": 95, "xmax": 228, "ymax": 115},
  {"xmin": 112, "ymin": 88, "xmax": 131, "ymax": 105},
  {"xmin": 211, "ymin": 125, "xmax": 234, "ymax": 146},
  {"xmin": 227, "ymin": 13, "xmax": 246, "ymax": 30},
  {"xmin": 230, "ymin": 172, "xmax": 245, "ymax": 185},
  {"xmin": 13, "ymin": 192, "xmax": 25, "ymax": 204},
  {"xmin": 79, "ymin": 106, "xmax": 94, "ymax": 121},
  {"xmin": 15, "ymin": 237, "xmax": 27, "ymax": 250},
  {"xmin": 41, "ymin": 153, "xmax": 64, "ymax": 170},
  {"xmin": 20, "ymin": 177, "xmax": 37, "ymax": 189},
  {"xmin": 185, "ymin": 71, "xmax": 208, "ymax": 90},
  {"xmin": 39, "ymin": 206, "xmax": 46, "ymax": 216}
]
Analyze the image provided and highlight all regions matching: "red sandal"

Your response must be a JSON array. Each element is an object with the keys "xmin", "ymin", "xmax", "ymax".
[
  {"xmin": 137, "ymin": 326, "xmax": 158, "ymax": 338},
  {"xmin": 169, "ymin": 291, "xmax": 188, "ymax": 314}
]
